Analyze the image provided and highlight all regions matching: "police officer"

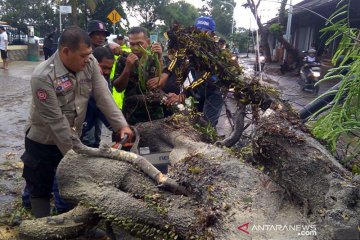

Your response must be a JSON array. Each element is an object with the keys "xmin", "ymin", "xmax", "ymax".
[{"xmin": 21, "ymin": 26, "xmax": 132, "ymax": 218}]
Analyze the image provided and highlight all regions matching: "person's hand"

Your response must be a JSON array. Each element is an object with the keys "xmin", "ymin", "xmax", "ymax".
[
  {"xmin": 164, "ymin": 93, "xmax": 185, "ymax": 106},
  {"xmin": 125, "ymin": 53, "xmax": 138, "ymax": 69},
  {"xmin": 151, "ymin": 42, "xmax": 162, "ymax": 58},
  {"xmin": 147, "ymin": 77, "xmax": 161, "ymax": 90},
  {"xmin": 147, "ymin": 73, "xmax": 169, "ymax": 90},
  {"xmin": 118, "ymin": 126, "xmax": 133, "ymax": 143}
]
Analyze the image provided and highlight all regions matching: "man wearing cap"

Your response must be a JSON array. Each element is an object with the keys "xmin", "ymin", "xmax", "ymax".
[
  {"xmin": 81, "ymin": 20, "xmax": 111, "ymax": 148},
  {"xmin": 21, "ymin": 26, "xmax": 132, "ymax": 218},
  {"xmin": 194, "ymin": 16, "xmax": 216, "ymax": 34},
  {"xmin": 163, "ymin": 16, "xmax": 224, "ymax": 129},
  {"xmin": 87, "ymin": 20, "xmax": 110, "ymax": 48}
]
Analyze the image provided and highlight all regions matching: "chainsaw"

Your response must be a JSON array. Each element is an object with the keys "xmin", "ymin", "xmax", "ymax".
[{"xmin": 112, "ymin": 127, "xmax": 170, "ymax": 174}]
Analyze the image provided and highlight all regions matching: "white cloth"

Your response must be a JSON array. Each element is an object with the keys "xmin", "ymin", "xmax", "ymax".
[{"xmin": 0, "ymin": 31, "xmax": 8, "ymax": 50}]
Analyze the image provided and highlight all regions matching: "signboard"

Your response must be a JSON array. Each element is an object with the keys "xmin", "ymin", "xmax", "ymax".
[
  {"xmin": 60, "ymin": 6, "xmax": 72, "ymax": 14},
  {"xmin": 107, "ymin": 9, "xmax": 121, "ymax": 24}
]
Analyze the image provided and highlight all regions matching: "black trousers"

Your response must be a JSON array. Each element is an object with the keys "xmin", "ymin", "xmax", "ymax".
[
  {"xmin": 43, "ymin": 47, "xmax": 54, "ymax": 60},
  {"xmin": 21, "ymin": 137, "xmax": 63, "ymax": 198}
]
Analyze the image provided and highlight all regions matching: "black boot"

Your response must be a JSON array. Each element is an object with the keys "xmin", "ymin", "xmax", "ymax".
[{"xmin": 30, "ymin": 197, "xmax": 50, "ymax": 218}]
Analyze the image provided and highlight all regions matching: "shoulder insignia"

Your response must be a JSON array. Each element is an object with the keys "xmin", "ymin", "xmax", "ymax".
[{"xmin": 36, "ymin": 89, "xmax": 48, "ymax": 101}]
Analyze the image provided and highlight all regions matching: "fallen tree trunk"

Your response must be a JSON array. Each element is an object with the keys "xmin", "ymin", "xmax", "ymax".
[
  {"xmin": 253, "ymin": 109, "xmax": 360, "ymax": 239},
  {"xmin": 18, "ymin": 115, "xmax": 360, "ymax": 239}
]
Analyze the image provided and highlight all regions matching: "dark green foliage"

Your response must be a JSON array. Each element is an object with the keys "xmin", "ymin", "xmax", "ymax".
[
  {"xmin": 0, "ymin": 0, "xmax": 57, "ymax": 36},
  {"xmin": 166, "ymin": 25, "xmax": 273, "ymax": 110},
  {"xmin": 312, "ymin": 0, "xmax": 360, "ymax": 162}
]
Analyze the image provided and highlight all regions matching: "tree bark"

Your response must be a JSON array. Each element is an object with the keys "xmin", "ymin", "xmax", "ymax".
[
  {"xmin": 18, "ymin": 117, "xmax": 360, "ymax": 239},
  {"xmin": 253, "ymin": 109, "xmax": 360, "ymax": 239}
]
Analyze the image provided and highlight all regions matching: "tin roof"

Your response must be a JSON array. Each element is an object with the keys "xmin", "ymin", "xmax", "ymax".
[{"xmin": 293, "ymin": 0, "xmax": 341, "ymax": 15}]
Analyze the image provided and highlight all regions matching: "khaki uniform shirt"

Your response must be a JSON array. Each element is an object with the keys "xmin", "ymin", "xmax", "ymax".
[{"xmin": 25, "ymin": 51, "xmax": 128, "ymax": 155}]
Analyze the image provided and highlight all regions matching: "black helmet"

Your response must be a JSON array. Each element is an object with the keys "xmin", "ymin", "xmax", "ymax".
[{"xmin": 87, "ymin": 20, "xmax": 110, "ymax": 37}]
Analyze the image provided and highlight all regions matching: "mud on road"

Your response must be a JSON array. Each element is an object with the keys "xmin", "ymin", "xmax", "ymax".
[{"xmin": 0, "ymin": 62, "xmax": 38, "ymax": 227}]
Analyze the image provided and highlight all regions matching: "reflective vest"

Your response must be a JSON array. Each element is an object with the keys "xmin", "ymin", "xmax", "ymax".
[
  {"xmin": 121, "ymin": 44, "xmax": 131, "ymax": 53},
  {"xmin": 110, "ymin": 55, "xmax": 125, "ymax": 109}
]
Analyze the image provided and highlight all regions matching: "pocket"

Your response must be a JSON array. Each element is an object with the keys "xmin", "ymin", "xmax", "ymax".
[
  {"xmin": 57, "ymin": 93, "xmax": 75, "ymax": 108},
  {"xmin": 57, "ymin": 95, "xmax": 68, "ymax": 107},
  {"xmin": 80, "ymin": 83, "xmax": 92, "ymax": 97}
]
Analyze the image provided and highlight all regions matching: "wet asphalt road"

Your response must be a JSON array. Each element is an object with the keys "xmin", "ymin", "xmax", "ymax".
[
  {"xmin": 0, "ymin": 61, "xmax": 38, "ymax": 222},
  {"xmin": 0, "ymin": 61, "xmax": 38, "ymax": 165}
]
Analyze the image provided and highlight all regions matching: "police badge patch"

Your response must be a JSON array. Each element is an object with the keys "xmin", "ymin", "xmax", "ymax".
[
  {"xmin": 36, "ymin": 89, "xmax": 48, "ymax": 101},
  {"xmin": 55, "ymin": 75, "xmax": 73, "ymax": 95}
]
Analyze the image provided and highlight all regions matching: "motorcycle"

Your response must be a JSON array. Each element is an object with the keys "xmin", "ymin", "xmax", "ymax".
[{"xmin": 299, "ymin": 60, "xmax": 321, "ymax": 95}]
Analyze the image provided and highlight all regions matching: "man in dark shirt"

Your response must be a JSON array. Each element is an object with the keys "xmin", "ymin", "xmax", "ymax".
[{"xmin": 113, "ymin": 26, "xmax": 164, "ymax": 125}]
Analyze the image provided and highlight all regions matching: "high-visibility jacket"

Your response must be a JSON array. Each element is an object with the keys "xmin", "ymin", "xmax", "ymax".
[
  {"xmin": 110, "ymin": 55, "xmax": 125, "ymax": 109},
  {"xmin": 121, "ymin": 44, "xmax": 131, "ymax": 53}
]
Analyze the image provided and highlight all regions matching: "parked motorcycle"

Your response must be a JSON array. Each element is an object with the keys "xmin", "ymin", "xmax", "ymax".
[{"xmin": 298, "ymin": 61, "xmax": 321, "ymax": 95}]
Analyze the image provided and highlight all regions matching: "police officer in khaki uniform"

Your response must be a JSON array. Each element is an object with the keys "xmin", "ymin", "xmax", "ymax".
[{"xmin": 21, "ymin": 26, "xmax": 133, "ymax": 218}]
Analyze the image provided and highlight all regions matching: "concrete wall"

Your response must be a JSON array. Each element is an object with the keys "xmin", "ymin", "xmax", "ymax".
[{"xmin": 0, "ymin": 45, "xmax": 29, "ymax": 63}]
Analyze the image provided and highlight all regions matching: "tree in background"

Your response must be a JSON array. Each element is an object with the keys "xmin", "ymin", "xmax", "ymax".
[
  {"xmin": 210, "ymin": 0, "xmax": 236, "ymax": 37},
  {"xmin": 125, "ymin": 0, "xmax": 170, "ymax": 30},
  {"xmin": 0, "ymin": 0, "xmax": 128, "ymax": 37},
  {"xmin": 199, "ymin": 0, "xmax": 235, "ymax": 37},
  {"xmin": 68, "ymin": 0, "xmax": 98, "ymax": 27},
  {"xmin": 160, "ymin": 1, "xmax": 199, "ymax": 28},
  {"xmin": 87, "ymin": 0, "xmax": 128, "ymax": 34},
  {"xmin": 230, "ymin": 27, "xmax": 251, "ymax": 53},
  {"xmin": 0, "ymin": 0, "xmax": 56, "ymax": 36}
]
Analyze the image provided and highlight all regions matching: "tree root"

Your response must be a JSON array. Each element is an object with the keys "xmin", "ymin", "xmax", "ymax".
[
  {"xmin": 215, "ymin": 104, "xmax": 246, "ymax": 147},
  {"xmin": 253, "ymin": 109, "xmax": 360, "ymax": 239},
  {"xmin": 18, "ymin": 206, "xmax": 98, "ymax": 240}
]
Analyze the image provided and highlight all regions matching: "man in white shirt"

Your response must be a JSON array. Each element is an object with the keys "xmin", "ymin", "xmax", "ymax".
[{"xmin": 0, "ymin": 26, "xmax": 9, "ymax": 70}]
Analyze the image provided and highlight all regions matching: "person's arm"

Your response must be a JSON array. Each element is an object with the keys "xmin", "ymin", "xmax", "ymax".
[
  {"xmin": 91, "ymin": 60, "xmax": 133, "ymax": 140},
  {"xmin": 30, "ymin": 75, "xmax": 75, "ymax": 154},
  {"xmin": 113, "ymin": 53, "xmax": 138, "ymax": 92}
]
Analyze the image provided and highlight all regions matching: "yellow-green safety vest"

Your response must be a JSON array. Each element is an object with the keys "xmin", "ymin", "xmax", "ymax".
[
  {"xmin": 110, "ymin": 55, "xmax": 125, "ymax": 109},
  {"xmin": 121, "ymin": 44, "xmax": 131, "ymax": 53}
]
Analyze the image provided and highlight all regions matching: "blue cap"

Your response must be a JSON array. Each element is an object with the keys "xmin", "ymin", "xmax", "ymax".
[{"xmin": 194, "ymin": 16, "xmax": 216, "ymax": 32}]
